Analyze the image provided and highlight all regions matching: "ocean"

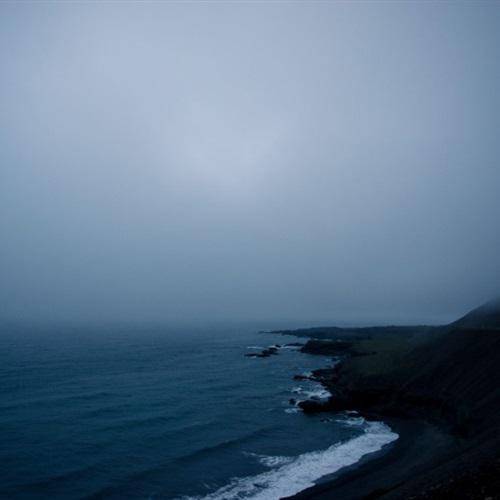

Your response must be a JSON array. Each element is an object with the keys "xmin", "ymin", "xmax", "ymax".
[{"xmin": 0, "ymin": 324, "xmax": 397, "ymax": 499}]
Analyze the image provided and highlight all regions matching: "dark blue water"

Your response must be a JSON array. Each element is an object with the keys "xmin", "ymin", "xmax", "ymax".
[{"xmin": 0, "ymin": 325, "xmax": 397, "ymax": 499}]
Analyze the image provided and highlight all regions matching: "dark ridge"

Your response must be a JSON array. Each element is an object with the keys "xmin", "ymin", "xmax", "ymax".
[{"xmin": 451, "ymin": 297, "xmax": 500, "ymax": 329}]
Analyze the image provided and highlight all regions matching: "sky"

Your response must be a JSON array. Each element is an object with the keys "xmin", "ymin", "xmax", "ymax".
[{"xmin": 1, "ymin": 1, "xmax": 499, "ymax": 326}]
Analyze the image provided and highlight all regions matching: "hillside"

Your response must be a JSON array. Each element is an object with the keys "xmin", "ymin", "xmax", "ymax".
[{"xmin": 451, "ymin": 297, "xmax": 500, "ymax": 329}]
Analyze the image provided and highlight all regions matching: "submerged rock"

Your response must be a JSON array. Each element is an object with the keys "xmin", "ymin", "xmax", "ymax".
[
  {"xmin": 245, "ymin": 346, "xmax": 280, "ymax": 358},
  {"xmin": 298, "ymin": 399, "xmax": 332, "ymax": 413}
]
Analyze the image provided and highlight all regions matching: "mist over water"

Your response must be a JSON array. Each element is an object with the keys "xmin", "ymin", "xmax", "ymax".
[{"xmin": 1, "ymin": 2, "xmax": 500, "ymax": 325}]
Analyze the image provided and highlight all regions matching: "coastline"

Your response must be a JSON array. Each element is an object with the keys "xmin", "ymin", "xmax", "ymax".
[
  {"xmin": 274, "ymin": 341, "xmax": 429, "ymax": 499},
  {"xmin": 285, "ymin": 353, "xmax": 455, "ymax": 499},
  {"xmin": 270, "ymin": 309, "xmax": 500, "ymax": 499}
]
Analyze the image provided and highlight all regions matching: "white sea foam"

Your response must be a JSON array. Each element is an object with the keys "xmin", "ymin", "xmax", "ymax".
[
  {"xmin": 243, "ymin": 452, "xmax": 294, "ymax": 468},
  {"xmin": 291, "ymin": 386, "xmax": 331, "ymax": 400},
  {"xmin": 259, "ymin": 455, "xmax": 294, "ymax": 468},
  {"xmin": 284, "ymin": 407, "xmax": 300, "ymax": 414},
  {"xmin": 185, "ymin": 420, "xmax": 398, "ymax": 500},
  {"xmin": 336, "ymin": 416, "xmax": 365, "ymax": 427}
]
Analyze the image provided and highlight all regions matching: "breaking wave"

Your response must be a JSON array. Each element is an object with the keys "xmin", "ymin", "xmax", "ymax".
[{"xmin": 183, "ymin": 420, "xmax": 398, "ymax": 500}]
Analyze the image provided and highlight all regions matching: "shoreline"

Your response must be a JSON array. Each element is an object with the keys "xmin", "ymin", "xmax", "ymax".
[
  {"xmin": 267, "ymin": 313, "xmax": 500, "ymax": 499},
  {"xmin": 282, "ymin": 349, "xmax": 454, "ymax": 500},
  {"xmin": 276, "ymin": 342, "xmax": 432, "ymax": 499},
  {"xmin": 286, "ymin": 418, "xmax": 458, "ymax": 500}
]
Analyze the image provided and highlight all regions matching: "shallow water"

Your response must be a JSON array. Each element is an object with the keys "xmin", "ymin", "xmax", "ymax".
[{"xmin": 0, "ymin": 324, "xmax": 397, "ymax": 499}]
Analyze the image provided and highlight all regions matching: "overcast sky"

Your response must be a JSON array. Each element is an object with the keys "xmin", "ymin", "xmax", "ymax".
[{"xmin": 1, "ymin": 1, "xmax": 499, "ymax": 326}]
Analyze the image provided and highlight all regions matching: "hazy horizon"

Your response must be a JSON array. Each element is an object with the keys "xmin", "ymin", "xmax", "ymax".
[{"xmin": 1, "ymin": 2, "xmax": 500, "ymax": 327}]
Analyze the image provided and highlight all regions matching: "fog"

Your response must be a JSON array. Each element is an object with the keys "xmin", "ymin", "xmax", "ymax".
[{"xmin": 1, "ymin": 2, "xmax": 499, "ymax": 326}]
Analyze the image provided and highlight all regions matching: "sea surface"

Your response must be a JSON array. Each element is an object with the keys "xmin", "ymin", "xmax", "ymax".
[{"xmin": 0, "ymin": 324, "xmax": 397, "ymax": 499}]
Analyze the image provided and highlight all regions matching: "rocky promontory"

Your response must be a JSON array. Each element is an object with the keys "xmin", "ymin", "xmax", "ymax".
[{"xmin": 245, "ymin": 342, "xmax": 304, "ymax": 358}]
